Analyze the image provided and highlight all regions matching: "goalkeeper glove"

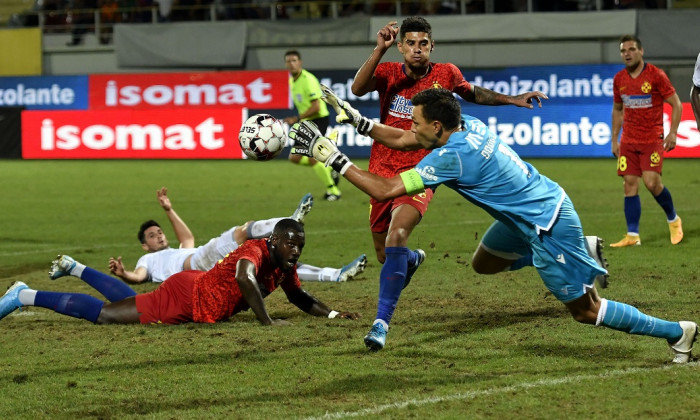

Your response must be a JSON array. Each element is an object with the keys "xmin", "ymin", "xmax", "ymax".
[
  {"xmin": 289, "ymin": 121, "xmax": 354, "ymax": 174},
  {"xmin": 320, "ymin": 84, "xmax": 374, "ymax": 136}
]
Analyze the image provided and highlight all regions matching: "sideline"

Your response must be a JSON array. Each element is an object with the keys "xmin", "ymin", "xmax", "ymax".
[{"xmin": 306, "ymin": 362, "xmax": 699, "ymax": 419}]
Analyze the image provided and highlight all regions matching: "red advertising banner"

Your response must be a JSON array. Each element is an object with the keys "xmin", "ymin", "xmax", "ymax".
[
  {"xmin": 22, "ymin": 108, "xmax": 246, "ymax": 159},
  {"xmin": 89, "ymin": 71, "xmax": 289, "ymax": 110},
  {"xmin": 664, "ymin": 102, "xmax": 700, "ymax": 158}
]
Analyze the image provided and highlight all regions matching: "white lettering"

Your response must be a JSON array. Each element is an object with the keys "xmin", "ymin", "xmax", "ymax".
[
  {"xmin": 40, "ymin": 119, "xmax": 226, "ymax": 151},
  {"xmin": 487, "ymin": 116, "xmax": 612, "ymax": 147},
  {"xmin": 105, "ymin": 78, "xmax": 274, "ymax": 107},
  {"xmin": 0, "ymin": 84, "xmax": 76, "ymax": 106},
  {"xmin": 469, "ymin": 73, "xmax": 614, "ymax": 98}
]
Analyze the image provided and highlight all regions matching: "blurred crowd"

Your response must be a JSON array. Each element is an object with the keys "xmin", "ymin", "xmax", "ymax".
[{"xmin": 7, "ymin": 0, "xmax": 673, "ymax": 46}]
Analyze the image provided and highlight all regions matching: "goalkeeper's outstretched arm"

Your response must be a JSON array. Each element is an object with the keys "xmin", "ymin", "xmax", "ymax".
[{"xmin": 343, "ymin": 166, "xmax": 411, "ymax": 202}]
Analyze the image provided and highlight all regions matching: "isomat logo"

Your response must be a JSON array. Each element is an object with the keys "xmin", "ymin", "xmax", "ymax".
[
  {"xmin": 89, "ymin": 71, "xmax": 289, "ymax": 110},
  {"xmin": 22, "ymin": 108, "xmax": 246, "ymax": 159}
]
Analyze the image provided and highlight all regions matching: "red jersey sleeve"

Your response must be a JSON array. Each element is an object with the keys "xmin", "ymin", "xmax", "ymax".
[
  {"xmin": 655, "ymin": 67, "xmax": 676, "ymax": 100},
  {"xmin": 446, "ymin": 63, "xmax": 473, "ymax": 100}
]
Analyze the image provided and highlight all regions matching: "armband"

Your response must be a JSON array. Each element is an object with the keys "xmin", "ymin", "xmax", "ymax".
[
  {"xmin": 328, "ymin": 310, "xmax": 339, "ymax": 319},
  {"xmin": 399, "ymin": 170, "xmax": 425, "ymax": 195}
]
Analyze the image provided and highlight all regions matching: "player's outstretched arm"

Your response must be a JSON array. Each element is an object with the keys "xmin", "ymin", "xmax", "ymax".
[
  {"xmin": 109, "ymin": 256, "xmax": 148, "ymax": 284},
  {"xmin": 157, "ymin": 187, "xmax": 195, "ymax": 248},
  {"xmin": 470, "ymin": 86, "xmax": 548, "ymax": 109},
  {"xmin": 321, "ymin": 84, "xmax": 420, "ymax": 150},
  {"xmin": 289, "ymin": 122, "xmax": 417, "ymax": 202},
  {"xmin": 285, "ymin": 288, "xmax": 360, "ymax": 320}
]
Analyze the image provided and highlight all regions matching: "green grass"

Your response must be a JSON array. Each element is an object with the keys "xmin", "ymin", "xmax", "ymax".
[{"xmin": 0, "ymin": 158, "xmax": 699, "ymax": 419}]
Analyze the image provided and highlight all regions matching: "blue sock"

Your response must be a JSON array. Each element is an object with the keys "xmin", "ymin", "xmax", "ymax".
[
  {"xmin": 623, "ymin": 195, "xmax": 641, "ymax": 234},
  {"xmin": 34, "ymin": 291, "xmax": 104, "ymax": 323},
  {"xmin": 376, "ymin": 247, "xmax": 408, "ymax": 325},
  {"xmin": 509, "ymin": 254, "xmax": 533, "ymax": 271},
  {"xmin": 653, "ymin": 187, "xmax": 677, "ymax": 221},
  {"xmin": 599, "ymin": 299, "xmax": 683, "ymax": 342},
  {"xmin": 80, "ymin": 267, "xmax": 137, "ymax": 302}
]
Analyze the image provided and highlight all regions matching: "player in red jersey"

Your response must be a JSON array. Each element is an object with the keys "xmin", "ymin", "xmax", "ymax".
[
  {"xmin": 610, "ymin": 35, "xmax": 683, "ymax": 248},
  {"xmin": 0, "ymin": 219, "xmax": 359, "ymax": 325},
  {"xmin": 349, "ymin": 16, "xmax": 548, "ymax": 350}
]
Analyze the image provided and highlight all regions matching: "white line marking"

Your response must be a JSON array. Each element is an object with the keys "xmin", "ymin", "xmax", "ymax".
[{"xmin": 305, "ymin": 362, "xmax": 699, "ymax": 420}]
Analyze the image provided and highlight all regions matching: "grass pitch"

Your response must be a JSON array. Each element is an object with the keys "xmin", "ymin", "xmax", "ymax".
[{"xmin": 1, "ymin": 158, "xmax": 699, "ymax": 419}]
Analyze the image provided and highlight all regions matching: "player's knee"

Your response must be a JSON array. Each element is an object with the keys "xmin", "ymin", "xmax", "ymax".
[
  {"xmin": 385, "ymin": 228, "xmax": 409, "ymax": 247},
  {"xmin": 644, "ymin": 180, "xmax": 662, "ymax": 195}
]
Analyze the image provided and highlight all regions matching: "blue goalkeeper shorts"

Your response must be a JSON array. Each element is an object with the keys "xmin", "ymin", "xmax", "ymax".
[{"xmin": 480, "ymin": 196, "xmax": 607, "ymax": 303}]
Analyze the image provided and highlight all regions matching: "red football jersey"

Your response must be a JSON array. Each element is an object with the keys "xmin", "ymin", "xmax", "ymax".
[
  {"xmin": 191, "ymin": 239, "xmax": 301, "ymax": 323},
  {"xmin": 371, "ymin": 62, "xmax": 472, "ymax": 177},
  {"xmin": 613, "ymin": 63, "xmax": 676, "ymax": 144}
]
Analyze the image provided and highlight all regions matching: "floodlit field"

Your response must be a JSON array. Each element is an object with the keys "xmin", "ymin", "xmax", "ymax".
[{"xmin": 1, "ymin": 158, "xmax": 699, "ymax": 419}]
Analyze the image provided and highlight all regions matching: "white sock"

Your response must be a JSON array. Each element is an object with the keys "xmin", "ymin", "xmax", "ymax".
[
  {"xmin": 71, "ymin": 262, "xmax": 86, "ymax": 277},
  {"xmin": 296, "ymin": 264, "xmax": 340, "ymax": 282},
  {"xmin": 18, "ymin": 289, "xmax": 37, "ymax": 306},
  {"xmin": 247, "ymin": 218, "xmax": 285, "ymax": 239}
]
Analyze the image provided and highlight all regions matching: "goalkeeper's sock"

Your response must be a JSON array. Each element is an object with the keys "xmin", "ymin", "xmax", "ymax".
[
  {"xmin": 375, "ymin": 247, "xmax": 408, "ymax": 325},
  {"xmin": 33, "ymin": 291, "xmax": 104, "ymax": 323},
  {"xmin": 623, "ymin": 195, "xmax": 641, "ymax": 234},
  {"xmin": 508, "ymin": 254, "xmax": 533, "ymax": 271},
  {"xmin": 246, "ymin": 217, "xmax": 285, "ymax": 239},
  {"xmin": 653, "ymin": 187, "xmax": 677, "ymax": 221},
  {"xmin": 596, "ymin": 298, "xmax": 683, "ymax": 342},
  {"xmin": 79, "ymin": 267, "xmax": 137, "ymax": 302}
]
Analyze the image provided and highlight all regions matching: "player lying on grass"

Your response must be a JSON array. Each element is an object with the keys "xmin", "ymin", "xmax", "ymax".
[
  {"xmin": 49, "ymin": 187, "xmax": 366, "ymax": 285},
  {"xmin": 1, "ymin": 219, "xmax": 359, "ymax": 325},
  {"xmin": 287, "ymin": 87, "xmax": 698, "ymax": 362}
]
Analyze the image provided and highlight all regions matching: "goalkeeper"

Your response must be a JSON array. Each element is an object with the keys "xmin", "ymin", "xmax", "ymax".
[{"xmin": 286, "ymin": 87, "xmax": 697, "ymax": 363}]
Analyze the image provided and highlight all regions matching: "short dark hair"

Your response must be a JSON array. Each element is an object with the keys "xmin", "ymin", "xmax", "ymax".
[
  {"xmin": 411, "ymin": 88, "xmax": 461, "ymax": 130},
  {"xmin": 400, "ymin": 16, "xmax": 432, "ymax": 40},
  {"xmin": 272, "ymin": 218, "xmax": 304, "ymax": 236},
  {"xmin": 284, "ymin": 50, "xmax": 301, "ymax": 60},
  {"xmin": 138, "ymin": 220, "xmax": 160, "ymax": 244},
  {"xmin": 620, "ymin": 34, "xmax": 642, "ymax": 49}
]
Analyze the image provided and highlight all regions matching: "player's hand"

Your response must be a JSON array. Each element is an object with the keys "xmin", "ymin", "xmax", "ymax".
[
  {"xmin": 157, "ymin": 187, "xmax": 172, "ymax": 211},
  {"xmin": 514, "ymin": 91, "xmax": 549, "ymax": 109},
  {"xmin": 289, "ymin": 120, "xmax": 322, "ymax": 158},
  {"xmin": 611, "ymin": 140, "xmax": 620, "ymax": 158},
  {"xmin": 290, "ymin": 121, "xmax": 353, "ymax": 174},
  {"xmin": 336, "ymin": 311, "xmax": 360, "ymax": 320},
  {"xmin": 376, "ymin": 21, "xmax": 398, "ymax": 50},
  {"xmin": 663, "ymin": 132, "xmax": 677, "ymax": 152},
  {"xmin": 320, "ymin": 84, "xmax": 374, "ymax": 135},
  {"xmin": 108, "ymin": 256, "xmax": 125, "ymax": 276},
  {"xmin": 289, "ymin": 121, "xmax": 340, "ymax": 163}
]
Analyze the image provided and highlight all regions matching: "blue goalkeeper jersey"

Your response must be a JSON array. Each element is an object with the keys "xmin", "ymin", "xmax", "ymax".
[{"xmin": 414, "ymin": 114, "xmax": 565, "ymax": 235}]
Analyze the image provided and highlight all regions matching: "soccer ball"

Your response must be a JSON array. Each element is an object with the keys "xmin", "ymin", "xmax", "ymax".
[{"xmin": 238, "ymin": 114, "xmax": 287, "ymax": 161}]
